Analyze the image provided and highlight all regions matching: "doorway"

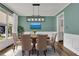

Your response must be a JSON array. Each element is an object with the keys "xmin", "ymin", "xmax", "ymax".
[{"xmin": 57, "ymin": 12, "xmax": 64, "ymax": 43}]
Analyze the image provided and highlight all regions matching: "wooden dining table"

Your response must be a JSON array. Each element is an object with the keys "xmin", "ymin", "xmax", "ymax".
[
  {"xmin": 31, "ymin": 35, "xmax": 37, "ymax": 48},
  {"xmin": 31, "ymin": 34, "xmax": 50, "ymax": 49}
]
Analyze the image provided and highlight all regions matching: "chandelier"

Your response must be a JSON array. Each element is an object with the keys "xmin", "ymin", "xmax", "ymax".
[{"xmin": 27, "ymin": 4, "xmax": 45, "ymax": 22}]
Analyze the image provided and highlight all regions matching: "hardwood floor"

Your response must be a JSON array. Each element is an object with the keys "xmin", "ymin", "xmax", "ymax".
[
  {"xmin": 55, "ymin": 42, "xmax": 78, "ymax": 56},
  {"xmin": 0, "ymin": 44, "xmax": 14, "ymax": 55},
  {"xmin": 0, "ymin": 42, "xmax": 78, "ymax": 56}
]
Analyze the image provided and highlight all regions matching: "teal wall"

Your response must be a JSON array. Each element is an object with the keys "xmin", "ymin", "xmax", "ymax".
[
  {"xmin": 18, "ymin": 16, "xmax": 56, "ymax": 32},
  {"xmin": 56, "ymin": 3, "xmax": 79, "ymax": 35}
]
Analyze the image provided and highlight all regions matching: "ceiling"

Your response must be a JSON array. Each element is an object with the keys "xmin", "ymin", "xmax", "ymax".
[{"xmin": 3, "ymin": 3, "xmax": 68, "ymax": 16}]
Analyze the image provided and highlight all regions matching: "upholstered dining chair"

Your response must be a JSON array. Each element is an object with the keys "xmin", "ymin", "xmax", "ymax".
[
  {"xmin": 36, "ymin": 35, "xmax": 47, "ymax": 56},
  {"xmin": 21, "ymin": 34, "xmax": 33, "ymax": 56},
  {"xmin": 50, "ymin": 33, "xmax": 57, "ymax": 52},
  {"xmin": 12, "ymin": 33, "xmax": 20, "ymax": 51}
]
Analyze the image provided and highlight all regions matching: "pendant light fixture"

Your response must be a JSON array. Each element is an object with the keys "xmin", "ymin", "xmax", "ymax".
[
  {"xmin": 32, "ymin": 4, "xmax": 40, "ymax": 21},
  {"xmin": 27, "ymin": 4, "xmax": 45, "ymax": 22}
]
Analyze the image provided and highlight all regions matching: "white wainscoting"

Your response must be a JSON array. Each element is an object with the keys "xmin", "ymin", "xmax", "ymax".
[
  {"xmin": 64, "ymin": 33, "xmax": 79, "ymax": 55},
  {"xmin": 0, "ymin": 39, "xmax": 13, "ymax": 51},
  {"xmin": 24, "ymin": 31, "xmax": 56, "ymax": 40}
]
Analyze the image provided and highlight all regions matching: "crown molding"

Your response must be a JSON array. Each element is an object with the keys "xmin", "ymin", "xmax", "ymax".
[{"xmin": 54, "ymin": 3, "xmax": 71, "ymax": 16}]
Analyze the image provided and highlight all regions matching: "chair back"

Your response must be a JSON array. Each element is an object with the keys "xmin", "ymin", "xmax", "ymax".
[
  {"xmin": 21, "ymin": 34, "xmax": 32, "ymax": 51},
  {"xmin": 51, "ymin": 33, "xmax": 57, "ymax": 44},
  {"xmin": 37, "ymin": 35, "xmax": 47, "ymax": 51}
]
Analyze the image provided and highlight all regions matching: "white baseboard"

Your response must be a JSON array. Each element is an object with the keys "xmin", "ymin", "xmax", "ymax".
[{"xmin": 64, "ymin": 33, "xmax": 79, "ymax": 55}]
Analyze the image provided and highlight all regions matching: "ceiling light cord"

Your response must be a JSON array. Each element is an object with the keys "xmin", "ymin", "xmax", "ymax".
[
  {"xmin": 38, "ymin": 5, "xmax": 39, "ymax": 17},
  {"xmin": 32, "ymin": 4, "xmax": 40, "ymax": 19},
  {"xmin": 33, "ymin": 5, "xmax": 34, "ymax": 16}
]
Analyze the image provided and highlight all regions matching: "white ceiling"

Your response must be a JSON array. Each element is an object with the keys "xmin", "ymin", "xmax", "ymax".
[{"xmin": 3, "ymin": 3, "xmax": 68, "ymax": 16}]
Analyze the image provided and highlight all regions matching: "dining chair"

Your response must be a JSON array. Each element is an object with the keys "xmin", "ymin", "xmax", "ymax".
[
  {"xmin": 36, "ymin": 35, "xmax": 47, "ymax": 56},
  {"xmin": 21, "ymin": 34, "xmax": 33, "ymax": 56},
  {"xmin": 12, "ymin": 33, "xmax": 20, "ymax": 51},
  {"xmin": 50, "ymin": 33, "xmax": 57, "ymax": 52}
]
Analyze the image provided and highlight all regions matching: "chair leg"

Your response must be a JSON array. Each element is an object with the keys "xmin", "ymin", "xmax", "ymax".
[
  {"xmin": 44, "ymin": 50, "xmax": 46, "ymax": 56},
  {"xmin": 53, "ymin": 45, "xmax": 56, "ymax": 53},
  {"xmin": 37, "ymin": 50, "xmax": 39, "ymax": 56},
  {"xmin": 46, "ymin": 49, "xmax": 47, "ymax": 53},
  {"xmin": 22, "ymin": 50, "xmax": 25, "ymax": 56},
  {"xmin": 12, "ymin": 45, "xmax": 15, "ymax": 52},
  {"xmin": 54, "ymin": 47, "xmax": 55, "ymax": 53},
  {"xmin": 29, "ymin": 50, "xmax": 31, "ymax": 56},
  {"xmin": 31, "ymin": 48, "xmax": 34, "ymax": 55},
  {"xmin": 31, "ymin": 50, "xmax": 33, "ymax": 55},
  {"xmin": 51, "ymin": 45, "xmax": 55, "ymax": 53}
]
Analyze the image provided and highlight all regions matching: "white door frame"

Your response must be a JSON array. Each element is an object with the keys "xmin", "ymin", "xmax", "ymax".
[{"xmin": 56, "ymin": 12, "xmax": 64, "ymax": 42}]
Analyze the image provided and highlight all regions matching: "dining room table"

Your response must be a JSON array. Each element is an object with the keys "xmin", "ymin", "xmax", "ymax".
[{"xmin": 31, "ymin": 34, "xmax": 50, "ymax": 49}]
